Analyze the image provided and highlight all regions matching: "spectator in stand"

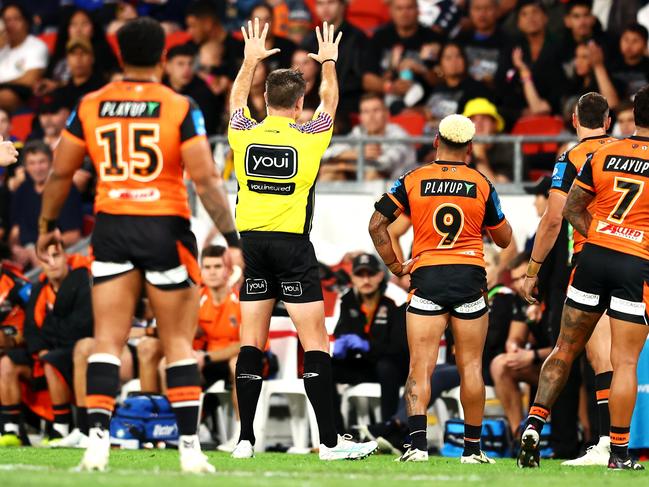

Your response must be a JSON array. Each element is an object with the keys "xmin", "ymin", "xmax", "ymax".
[
  {"xmin": 0, "ymin": 3, "xmax": 48, "ymax": 113},
  {"xmin": 270, "ymin": 0, "xmax": 313, "ymax": 44},
  {"xmin": 36, "ymin": 8, "xmax": 118, "ymax": 96},
  {"xmin": 0, "ymin": 245, "xmax": 92, "ymax": 447},
  {"xmin": 250, "ymin": 3, "xmax": 297, "ymax": 72},
  {"xmin": 423, "ymin": 42, "xmax": 492, "ymax": 127},
  {"xmin": 331, "ymin": 253, "xmax": 409, "ymax": 431},
  {"xmin": 163, "ymin": 43, "xmax": 220, "ymax": 136},
  {"xmin": 321, "ymin": 93, "xmax": 416, "ymax": 180},
  {"xmin": 185, "ymin": 1, "xmax": 244, "ymax": 82},
  {"xmin": 456, "ymin": 0, "xmax": 510, "ymax": 87},
  {"xmin": 195, "ymin": 42, "xmax": 230, "ymax": 133},
  {"xmin": 609, "ymin": 23, "xmax": 649, "ymax": 100},
  {"xmin": 9, "ymin": 141, "xmax": 82, "ymax": 269},
  {"xmin": 612, "ymin": 99, "xmax": 635, "ymax": 138},
  {"xmin": 106, "ymin": 1, "xmax": 139, "ymax": 35},
  {"xmin": 55, "ymin": 38, "xmax": 106, "ymax": 111},
  {"xmin": 31, "ymin": 93, "xmax": 70, "ymax": 151},
  {"xmin": 364, "ymin": 0, "xmax": 444, "ymax": 107},
  {"xmin": 246, "ymin": 61, "xmax": 268, "ymax": 122},
  {"xmin": 301, "ymin": 0, "xmax": 369, "ymax": 132},
  {"xmin": 291, "ymin": 49, "xmax": 321, "ymax": 111},
  {"xmin": 462, "ymin": 97, "xmax": 514, "ymax": 182},
  {"xmin": 564, "ymin": 41, "xmax": 620, "ymax": 110},
  {"xmin": 495, "ymin": 0, "xmax": 566, "ymax": 126}
]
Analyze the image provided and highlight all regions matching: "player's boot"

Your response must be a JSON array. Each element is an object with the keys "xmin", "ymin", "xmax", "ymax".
[
  {"xmin": 396, "ymin": 446, "xmax": 428, "ymax": 462},
  {"xmin": 517, "ymin": 427, "xmax": 540, "ymax": 468},
  {"xmin": 50, "ymin": 428, "xmax": 89, "ymax": 449},
  {"xmin": 608, "ymin": 453, "xmax": 644, "ymax": 470},
  {"xmin": 461, "ymin": 451, "xmax": 496, "ymax": 464},
  {"xmin": 231, "ymin": 440, "xmax": 255, "ymax": 459},
  {"xmin": 319, "ymin": 434, "xmax": 378, "ymax": 461},
  {"xmin": 355, "ymin": 421, "xmax": 407, "ymax": 455},
  {"xmin": 0, "ymin": 433, "xmax": 23, "ymax": 447},
  {"xmin": 77, "ymin": 428, "xmax": 110, "ymax": 472},
  {"xmin": 179, "ymin": 435, "xmax": 215, "ymax": 473},
  {"xmin": 562, "ymin": 436, "xmax": 610, "ymax": 466}
]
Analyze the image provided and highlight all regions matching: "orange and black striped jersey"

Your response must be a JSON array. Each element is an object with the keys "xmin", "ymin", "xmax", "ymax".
[
  {"xmin": 62, "ymin": 80, "xmax": 208, "ymax": 219},
  {"xmin": 550, "ymin": 135, "xmax": 617, "ymax": 254},
  {"xmin": 377, "ymin": 161, "xmax": 506, "ymax": 271},
  {"xmin": 575, "ymin": 136, "xmax": 649, "ymax": 260}
]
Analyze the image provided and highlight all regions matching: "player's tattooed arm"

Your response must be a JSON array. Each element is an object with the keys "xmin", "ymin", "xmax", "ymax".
[
  {"xmin": 369, "ymin": 210, "xmax": 406, "ymax": 276},
  {"xmin": 563, "ymin": 185, "xmax": 594, "ymax": 237}
]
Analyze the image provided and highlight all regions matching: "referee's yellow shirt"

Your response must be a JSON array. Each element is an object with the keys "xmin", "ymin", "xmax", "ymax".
[{"xmin": 228, "ymin": 107, "xmax": 334, "ymax": 235}]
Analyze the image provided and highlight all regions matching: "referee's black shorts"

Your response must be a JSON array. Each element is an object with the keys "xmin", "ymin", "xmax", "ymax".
[{"xmin": 239, "ymin": 231, "xmax": 323, "ymax": 303}]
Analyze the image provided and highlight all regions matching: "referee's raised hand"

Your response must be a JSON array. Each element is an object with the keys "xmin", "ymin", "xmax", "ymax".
[
  {"xmin": 241, "ymin": 17, "xmax": 280, "ymax": 62},
  {"xmin": 308, "ymin": 21, "xmax": 343, "ymax": 64}
]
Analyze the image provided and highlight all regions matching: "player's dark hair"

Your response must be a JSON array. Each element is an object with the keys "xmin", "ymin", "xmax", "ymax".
[
  {"xmin": 266, "ymin": 69, "xmax": 307, "ymax": 109},
  {"xmin": 633, "ymin": 85, "xmax": 649, "ymax": 129},
  {"xmin": 186, "ymin": 0, "xmax": 220, "ymax": 22},
  {"xmin": 438, "ymin": 134, "xmax": 470, "ymax": 151},
  {"xmin": 167, "ymin": 43, "xmax": 197, "ymax": 61},
  {"xmin": 117, "ymin": 18, "xmax": 165, "ymax": 68},
  {"xmin": 23, "ymin": 140, "xmax": 52, "ymax": 162},
  {"xmin": 622, "ymin": 22, "xmax": 649, "ymax": 43},
  {"xmin": 576, "ymin": 92, "xmax": 609, "ymax": 129},
  {"xmin": 202, "ymin": 245, "xmax": 227, "ymax": 262}
]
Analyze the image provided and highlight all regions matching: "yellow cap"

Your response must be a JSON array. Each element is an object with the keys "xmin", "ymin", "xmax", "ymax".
[{"xmin": 462, "ymin": 97, "xmax": 505, "ymax": 133}]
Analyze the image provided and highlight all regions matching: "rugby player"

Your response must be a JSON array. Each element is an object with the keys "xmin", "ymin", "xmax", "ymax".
[
  {"xmin": 369, "ymin": 114, "xmax": 512, "ymax": 463},
  {"xmin": 521, "ymin": 92, "xmax": 617, "ymax": 466},
  {"xmin": 518, "ymin": 86, "xmax": 649, "ymax": 471},
  {"xmin": 35, "ymin": 18, "xmax": 240, "ymax": 473},
  {"xmin": 227, "ymin": 18, "xmax": 377, "ymax": 460}
]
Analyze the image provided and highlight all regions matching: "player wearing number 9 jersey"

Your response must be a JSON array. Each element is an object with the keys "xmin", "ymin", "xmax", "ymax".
[
  {"xmin": 35, "ymin": 18, "xmax": 240, "ymax": 474},
  {"xmin": 370, "ymin": 114, "xmax": 512, "ymax": 464}
]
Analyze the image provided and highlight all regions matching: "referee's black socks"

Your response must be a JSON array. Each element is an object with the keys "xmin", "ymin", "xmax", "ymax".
[
  {"xmin": 303, "ymin": 350, "xmax": 337, "ymax": 448},
  {"xmin": 235, "ymin": 346, "xmax": 264, "ymax": 445}
]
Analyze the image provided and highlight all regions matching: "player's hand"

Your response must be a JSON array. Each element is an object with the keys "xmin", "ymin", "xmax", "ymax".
[
  {"xmin": 522, "ymin": 275, "xmax": 539, "ymax": 304},
  {"xmin": 388, "ymin": 257, "xmax": 418, "ymax": 277},
  {"xmin": 36, "ymin": 231, "xmax": 63, "ymax": 266},
  {"xmin": 241, "ymin": 17, "xmax": 280, "ymax": 62},
  {"xmin": 308, "ymin": 21, "xmax": 342, "ymax": 64},
  {"xmin": 0, "ymin": 136, "xmax": 18, "ymax": 166}
]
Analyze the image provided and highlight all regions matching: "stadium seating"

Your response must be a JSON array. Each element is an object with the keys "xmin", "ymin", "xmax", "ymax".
[
  {"xmin": 9, "ymin": 112, "xmax": 35, "ymax": 141},
  {"xmin": 346, "ymin": 0, "xmax": 391, "ymax": 36},
  {"xmin": 511, "ymin": 115, "xmax": 565, "ymax": 156}
]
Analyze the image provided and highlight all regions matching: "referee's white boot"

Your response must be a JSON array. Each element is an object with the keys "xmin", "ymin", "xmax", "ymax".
[
  {"xmin": 77, "ymin": 427, "xmax": 110, "ymax": 472},
  {"xmin": 231, "ymin": 440, "xmax": 255, "ymax": 459},
  {"xmin": 562, "ymin": 436, "xmax": 610, "ymax": 466},
  {"xmin": 179, "ymin": 434, "xmax": 215, "ymax": 473},
  {"xmin": 319, "ymin": 434, "xmax": 378, "ymax": 461}
]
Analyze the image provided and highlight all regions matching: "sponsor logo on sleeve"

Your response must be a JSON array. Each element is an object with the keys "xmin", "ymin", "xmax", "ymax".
[
  {"xmin": 551, "ymin": 162, "xmax": 566, "ymax": 188},
  {"xmin": 98, "ymin": 100, "xmax": 161, "ymax": 118},
  {"xmin": 246, "ymin": 278, "xmax": 268, "ymax": 295},
  {"xmin": 245, "ymin": 144, "xmax": 297, "ymax": 179},
  {"xmin": 420, "ymin": 179, "xmax": 477, "ymax": 198},
  {"xmin": 281, "ymin": 281, "xmax": 303, "ymax": 297},
  {"xmin": 596, "ymin": 221, "xmax": 644, "ymax": 243}
]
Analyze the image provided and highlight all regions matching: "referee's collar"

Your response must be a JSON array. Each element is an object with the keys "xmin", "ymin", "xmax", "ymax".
[{"xmin": 265, "ymin": 114, "xmax": 297, "ymax": 123}]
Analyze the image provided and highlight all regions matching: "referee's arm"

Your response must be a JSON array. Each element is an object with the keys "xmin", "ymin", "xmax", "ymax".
[{"xmin": 308, "ymin": 22, "xmax": 342, "ymax": 118}]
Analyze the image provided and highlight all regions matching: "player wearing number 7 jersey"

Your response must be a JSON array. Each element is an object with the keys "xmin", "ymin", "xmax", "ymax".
[
  {"xmin": 35, "ymin": 18, "xmax": 241, "ymax": 474},
  {"xmin": 369, "ymin": 114, "xmax": 512, "ymax": 464}
]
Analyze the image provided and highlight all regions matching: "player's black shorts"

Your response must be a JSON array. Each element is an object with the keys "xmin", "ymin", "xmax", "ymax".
[
  {"xmin": 91, "ymin": 213, "xmax": 199, "ymax": 289},
  {"xmin": 566, "ymin": 243, "xmax": 649, "ymax": 325},
  {"xmin": 6, "ymin": 348, "xmax": 73, "ymax": 388},
  {"xmin": 239, "ymin": 231, "xmax": 323, "ymax": 303},
  {"xmin": 408, "ymin": 264, "xmax": 488, "ymax": 319}
]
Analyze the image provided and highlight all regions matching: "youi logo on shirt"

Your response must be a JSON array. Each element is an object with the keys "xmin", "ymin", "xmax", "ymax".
[{"xmin": 245, "ymin": 144, "xmax": 297, "ymax": 179}]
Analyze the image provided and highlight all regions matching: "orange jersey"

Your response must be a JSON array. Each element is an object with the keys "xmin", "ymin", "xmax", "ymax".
[
  {"xmin": 195, "ymin": 286, "xmax": 241, "ymax": 352},
  {"xmin": 381, "ymin": 161, "xmax": 506, "ymax": 271},
  {"xmin": 575, "ymin": 136, "xmax": 649, "ymax": 260},
  {"xmin": 62, "ymin": 80, "xmax": 208, "ymax": 219},
  {"xmin": 550, "ymin": 135, "xmax": 617, "ymax": 253},
  {"xmin": 0, "ymin": 267, "xmax": 31, "ymax": 334}
]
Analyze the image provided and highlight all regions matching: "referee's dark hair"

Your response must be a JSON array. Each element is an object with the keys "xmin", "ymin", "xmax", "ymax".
[
  {"xmin": 634, "ymin": 85, "xmax": 649, "ymax": 129},
  {"xmin": 117, "ymin": 18, "xmax": 165, "ymax": 68},
  {"xmin": 266, "ymin": 69, "xmax": 307, "ymax": 109},
  {"xmin": 576, "ymin": 92, "xmax": 609, "ymax": 129}
]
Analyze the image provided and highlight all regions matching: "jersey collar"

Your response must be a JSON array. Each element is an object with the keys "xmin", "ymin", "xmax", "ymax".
[
  {"xmin": 581, "ymin": 134, "xmax": 610, "ymax": 142},
  {"xmin": 434, "ymin": 160, "xmax": 466, "ymax": 166},
  {"xmin": 629, "ymin": 135, "xmax": 649, "ymax": 142}
]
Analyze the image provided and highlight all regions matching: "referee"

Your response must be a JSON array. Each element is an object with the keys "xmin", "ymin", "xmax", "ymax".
[{"xmin": 227, "ymin": 18, "xmax": 377, "ymax": 460}]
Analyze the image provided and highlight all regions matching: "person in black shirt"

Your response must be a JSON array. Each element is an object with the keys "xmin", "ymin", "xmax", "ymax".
[
  {"xmin": 56, "ymin": 38, "xmax": 106, "ymax": 111},
  {"xmin": 609, "ymin": 23, "xmax": 649, "ymax": 100},
  {"xmin": 301, "ymin": 0, "xmax": 369, "ymax": 132},
  {"xmin": 250, "ymin": 3, "xmax": 297, "ymax": 72},
  {"xmin": 292, "ymin": 49, "xmax": 321, "ymax": 111},
  {"xmin": 163, "ymin": 43, "xmax": 221, "ymax": 135}
]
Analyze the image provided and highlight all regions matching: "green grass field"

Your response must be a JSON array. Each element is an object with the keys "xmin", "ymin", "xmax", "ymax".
[{"xmin": 0, "ymin": 448, "xmax": 645, "ymax": 487}]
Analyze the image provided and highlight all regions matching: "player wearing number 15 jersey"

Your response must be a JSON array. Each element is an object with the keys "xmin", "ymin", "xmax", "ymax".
[
  {"xmin": 36, "ymin": 18, "xmax": 240, "ymax": 474},
  {"xmin": 370, "ymin": 114, "xmax": 512, "ymax": 464}
]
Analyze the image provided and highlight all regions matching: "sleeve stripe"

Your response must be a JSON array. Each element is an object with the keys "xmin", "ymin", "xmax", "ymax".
[
  {"xmin": 548, "ymin": 188, "xmax": 568, "ymax": 196},
  {"xmin": 387, "ymin": 192, "xmax": 405, "ymax": 211},
  {"xmin": 180, "ymin": 134, "xmax": 208, "ymax": 151},
  {"xmin": 574, "ymin": 179, "xmax": 595, "ymax": 194},
  {"xmin": 486, "ymin": 218, "xmax": 507, "ymax": 231},
  {"xmin": 229, "ymin": 108, "xmax": 258, "ymax": 131},
  {"xmin": 291, "ymin": 112, "xmax": 333, "ymax": 134}
]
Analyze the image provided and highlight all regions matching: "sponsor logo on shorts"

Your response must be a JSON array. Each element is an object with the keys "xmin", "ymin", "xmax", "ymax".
[
  {"xmin": 409, "ymin": 295, "xmax": 443, "ymax": 311},
  {"xmin": 245, "ymin": 144, "xmax": 297, "ymax": 179},
  {"xmin": 454, "ymin": 296, "xmax": 487, "ymax": 314},
  {"xmin": 246, "ymin": 278, "xmax": 268, "ymax": 295},
  {"xmin": 108, "ymin": 187, "xmax": 160, "ymax": 202},
  {"xmin": 610, "ymin": 296, "xmax": 646, "ymax": 316},
  {"xmin": 247, "ymin": 180, "xmax": 296, "ymax": 195},
  {"xmin": 237, "ymin": 374, "xmax": 262, "ymax": 380},
  {"xmin": 567, "ymin": 285, "xmax": 600, "ymax": 306},
  {"xmin": 596, "ymin": 221, "xmax": 644, "ymax": 243},
  {"xmin": 98, "ymin": 100, "xmax": 160, "ymax": 118},
  {"xmin": 281, "ymin": 281, "xmax": 303, "ymax": 297},
  {"xmin": 152, "ymin": 424, "xmax": 178, "ymax": 438},
  {"xmin": 302, "ymin": 372, "xmax": 319, "ymax": 379}
]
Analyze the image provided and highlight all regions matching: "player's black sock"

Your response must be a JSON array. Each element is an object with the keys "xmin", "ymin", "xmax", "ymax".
[
  {"xmin": 463, "ymin": 423, "xmax": 482, "ymax": 456},
  {"xmin": 76, "ymin": 406, "xmax": 88, "ymax": 435},
  {"xmin": 166, "ymin": 359, "xmax": 202, "ymax": 436},
  {"xmin": 235, "ymin": 346, "xmax": 264, "ymax": 445},
  {"xmin": 610, "ymin": 426, "xmax": 630, "ymax": 458},
  {"xmin": 52, "ymin": 403, "xmax": 72, "ymax": 438},
  {"xmin": 408, "ymin": 415, "xmax": 427, "ymax": 451},
  {"xmin": 86, "ymin": 354, "xmax": 121, "ymax": 430},
  {"xmin": 525, "ymin": 403, "xmax": 550, "ymax": 433},
  {"xmin": 0, "ymin": 404, "xmax": 20, "ymax": 435},
  {"xmin": 303, "ymin": 350, "xmax": 337, "ymax": 448},
  {"xmin": 595, "ymin": 371, "xmax": 612, "ymax": 438}
]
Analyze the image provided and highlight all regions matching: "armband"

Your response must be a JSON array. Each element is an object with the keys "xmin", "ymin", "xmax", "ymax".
[
  {"xmin": 526, "ymin": 259, "xmax": 542, "ymax": 277},
  {"xmin": 321, "ymin": 59, "xmax": 336, "ymax": 65},
  {"xmin": 374, "ymin": 194, "xmax": 399, "ymax": 222}
]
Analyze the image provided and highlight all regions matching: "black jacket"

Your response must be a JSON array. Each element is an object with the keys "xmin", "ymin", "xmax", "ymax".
[{"xmin": 333, "ymin": 288, "xmax": 408, "ymax": 360}]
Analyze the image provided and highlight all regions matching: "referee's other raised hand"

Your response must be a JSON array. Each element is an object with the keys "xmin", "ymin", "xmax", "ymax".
[
  {"xmin": 241, "ymin": 17, "xmax": 280, "ymax": 62},
  {"xmin": 308, "ymin": 21, "xmax": 343, "ymax": 64}
]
